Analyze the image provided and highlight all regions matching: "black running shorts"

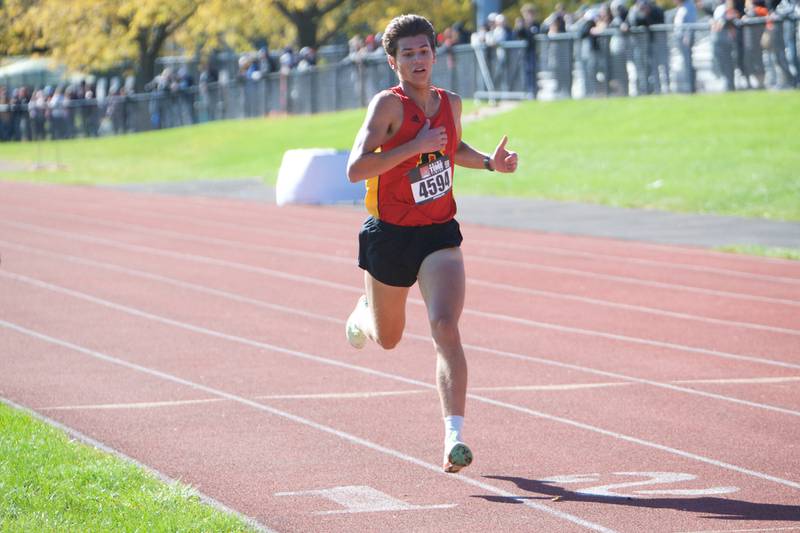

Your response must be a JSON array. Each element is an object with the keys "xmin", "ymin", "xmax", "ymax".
[{"xmin": 358, "ymin": 216, "xmax": 463, "ymax": 288}]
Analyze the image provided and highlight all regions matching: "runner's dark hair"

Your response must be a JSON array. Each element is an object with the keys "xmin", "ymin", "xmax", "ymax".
[{"xmin": 382, "ymin": 14, "xmax": 436, "ymax": 58}]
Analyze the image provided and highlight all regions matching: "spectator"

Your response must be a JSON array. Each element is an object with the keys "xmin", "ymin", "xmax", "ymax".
[
  {"xmin": 577, "ymin": 8, "xmax": 601, "ymax": 96},
  {"xmin": 782, "ymin": 0, "xmax": 800, "ymax": 85},
  {"xmin": 258, "ymin": 46, "xmax": 277, "ymax": 75},
  {"xmin": 674, "ymin": 0, "xmax": 698, "ymax": 92},
  {"xmin": 197, "ymin": 61, "xmax": 219, "ymax": 123},
  {"xmin": 608, "ymin": 0, "xmax": 631, "ymax": 95},
  {"xmin": 48, "ymin": 85, "xmax": 69, "ymax": 140},
  {"xmin": 297, "ymin": 47, "xmax": 317, "ymax": 70},
  {"xmin": 544, "ymin": 3, "xmax": 568, "ymax": 34},
  {"xmin": 545, "ymin": 4, "xmax": 570, "ymax": 96},
  {"xmin": 491, "ymin": 13, "xmax": 512, "ymax": 89},
  {"xmin": 764, "ymin": 0, "xmax": 798, "ymax": 87},
  {"xmin": 82, "ymin": 84, "xmax": 100, "ymax": 137},
  {"xmin": 743, "ymin": 0, "xmax": 769, "ymax": 88},
  {"xmin": 711, "ymin": 0, "xmax": 740, "ymax": 90},
  {"xmin": 348, "ymin": 35, "xmax": 367, "ymax": 61},
  {"xmin": 516, "ymin": 3, "xmax": 542, "ymax": 98},
  {"xmin": 106, "ymin": 86, "xmax": 127, "ymax": 134},
  {"xmin": 0, "ymin": 87, "xmax": 10, "ymax": 141},
  {"xmin": 29, "ymin": 89, "xmax": 47, "ymax": 140},
  {"xmin": 10, "ymin": 87, "xmax": 30, "ymax": 141},
  {"xmin": 451, "ymin": 21, "xmax": 471, "ymax": 44},
  {"xmin": 280, "ymin": 46, "xmax": 296, "ymax": 72},
  {"xmin": 627, "ymin": 0, "xmax": 668, "ymax": 94}
]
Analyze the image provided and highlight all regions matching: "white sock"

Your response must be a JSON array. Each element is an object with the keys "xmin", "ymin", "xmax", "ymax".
[{"xmin": 444, "ymin": 415, "xmax": 464, "ymax": 444}]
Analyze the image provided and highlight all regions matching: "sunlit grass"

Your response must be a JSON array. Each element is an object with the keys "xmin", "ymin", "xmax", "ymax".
[
  {"xmin": 1, "ymin": 91, "xmax": 798, "ymax": 220},
  {"xmin": 0, "ymin": 402, "xmax": 259, "ymax": 532}
]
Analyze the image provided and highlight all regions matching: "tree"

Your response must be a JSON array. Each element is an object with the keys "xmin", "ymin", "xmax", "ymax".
[
  {"xmin": 1, "ymin": 0, "xmax": 481, "ymax": 92},
  {"xmin": 3, "ymin": 0, "xmax": 201, "ymax": 91},
  {"xmin": 273, "ymin": 0, "xmax": 365, "ymax": 49},
  {"xmin": 0, "ymin": 0, "xmax": 42, "ymax": 55},
  {"xmin": 341, "ymin": 0, "xmax": 474, "ymax": 42}
]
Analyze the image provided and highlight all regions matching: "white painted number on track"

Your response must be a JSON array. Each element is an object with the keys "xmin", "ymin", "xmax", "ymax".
[
  {"xmin": 275, "ymin": 485, "xmax": 457, "ymax": 515},
  {"xmin": 541, "ymin": 472, "xmax": 739, "ymax": 498}
]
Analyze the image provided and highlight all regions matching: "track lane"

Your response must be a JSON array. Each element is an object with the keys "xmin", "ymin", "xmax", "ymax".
[
  {"xmin": 3, "ymin": 181, "xmax": 799, "ymax": 532},
  {"xmin": 3, "ymin": 212, "xmax": 799, "ymax": 366},
  {"xmin": 4, "ymin": 229, "xmax": 800, "ymax": 411},
  {"xmin": 2, "ymin": 255, "xmax": 799, "ymax": 489}
]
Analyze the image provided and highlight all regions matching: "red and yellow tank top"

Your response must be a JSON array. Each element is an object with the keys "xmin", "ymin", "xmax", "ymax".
[{"xmin": 364, "ymin": 85, "xmax": 459, "ymax": 226}]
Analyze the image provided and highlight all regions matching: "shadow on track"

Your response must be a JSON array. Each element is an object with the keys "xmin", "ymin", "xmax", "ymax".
[{"xmin": 474, "ymin": 476, "xmax": 800, "ymax": 521}]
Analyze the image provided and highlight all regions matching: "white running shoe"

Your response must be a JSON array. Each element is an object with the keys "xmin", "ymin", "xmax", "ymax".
[
  {"xmin": 345, "ymin": 295, "xmax": 368, "ymax": 349},
  {"xmin": 443, "ymin": 436, "xmax": 473, "ymax": 473}
]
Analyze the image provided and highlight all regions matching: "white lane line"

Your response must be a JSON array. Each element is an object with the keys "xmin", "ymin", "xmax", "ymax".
[
  {"xmin": 0, "ymin": 320, "xmax": 615, "ymax": 533},
  {"xmin": 38, "ymin": 385, "xmax": 626, "ymax": 411},
  {"xmin": 674, "ymin": 377, "xmax": 800, "ymax": 385},
  {"xmin": 40, "ymin": 390, "xmax": 431, "ymax": 411},
  {"xmin": 41, "ymin": 398, "xmax": 226, "ymax": 410},
  {"xmin": 3, "ymin": 211, "xmax": 799, "ymax": 308},
  {"xmin": 108, "ymin": 198, "xmax": 800, "ymax": 268},
  {"xmin": 0, "ymin": 396, "xmax": 277, "ymax": 533},
  {"xmin": 6, "ymin": 226, "xmax": 798, "ymax": 338},
  {"xmin": 470, "ymin": 254, "xmax": 800, "ymax": 307},
  {"xmin": 466, "ymin": 238, "xmax": 800, "ymax": 286},
  {"xmin": 3, "ymin": 246, "xmax": 800, "ymax": 414},
  {"xmin": 463, "ymin": 308, "xmax": 800, "ymax": 373},
  {"xmin": 458, "ymin": 340, "xmax": 800, "ymax": 415},
  {"xmin": 2, "ymin": 230, "xmax": 799, "ymax": 372},
  {"xmin": 37, "ymin": 377, "xmax": 800, "ymax": 412},
  {"xmin": 12, "ymin": 198, "xmax": 797, "ymax": 286},
  {"xmin": 0, "ymin": 223, "xmax": 358, "ymax": 292},
  {"xmin": 472, "ymin": 382, "xmax": 631, "ymax": 392},
  {"xmin": 3, "ymin": 276, "xmax": 800, "ymax": 492},
  {"xmin": 4, "ymin": 183, "xmax": 798, "ymax": 271},
  {"xmin": 469, "ymin": 278, "xmax": 800, "ymax": 337},
  {"xmin": 681, "ymin": 526, "xmax": 800, "ymax": 533}
]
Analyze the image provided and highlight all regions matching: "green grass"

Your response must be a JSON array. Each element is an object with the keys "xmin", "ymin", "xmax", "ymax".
[
  {"xmin": 715, "ymin": 244, "xmax": 800, "ymax": 261},
  {"xmin": 1, "ymin": 91, "xmax": 798, "ymax": 221},
  {"xmin": 0, "ymin": 402, "xmax": 258, "ymax": 532},
  {"xmin": 456, "ymin": 92, "xmax": 800, "ymax": 221}
]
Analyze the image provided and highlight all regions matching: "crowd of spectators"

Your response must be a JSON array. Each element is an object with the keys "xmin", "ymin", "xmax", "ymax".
[
  {"xmin": 1, "ymin": 0, "xmax": 798, "ymax": 142},
  {"xmin": 469, "ymin": 0, "xmax": 797, "ymax": 97},
  {"xmin": 0, "ymin": 80, "xmax": 106, "ymax": 142}
]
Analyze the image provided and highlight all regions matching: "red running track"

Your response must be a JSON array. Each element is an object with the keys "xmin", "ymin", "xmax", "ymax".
[{"xmin": 1, "ymin": 181, "xmax": 799, "ymax": 533}]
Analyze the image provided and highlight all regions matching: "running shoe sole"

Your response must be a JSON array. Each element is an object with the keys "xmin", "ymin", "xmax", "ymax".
[
  {"xmin": 444, "ymin": 442, "xmax": 473, "ymax": 473},
  {"xmin": 345, "ymin": 296, "xmax": 367, "ymax": 349}
]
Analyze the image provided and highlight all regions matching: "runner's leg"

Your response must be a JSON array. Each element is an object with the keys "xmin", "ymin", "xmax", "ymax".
[
  {"xmin": 418, "ymin": 246, "xmax": 471, "ymax": 471},
  {"xmin": 417, "ymin": 247, "xmax": 467, "ymax": 417},
  {"xmin": 358, "ymin": 271, "xmax": 410, "ymax": 350}
]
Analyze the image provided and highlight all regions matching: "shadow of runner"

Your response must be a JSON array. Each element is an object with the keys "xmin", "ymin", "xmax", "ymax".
[{"xmin": 474, "ymin": 476, "xmax": 800, "ymax": 521}]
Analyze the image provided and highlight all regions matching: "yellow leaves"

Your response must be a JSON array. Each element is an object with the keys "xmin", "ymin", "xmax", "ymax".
[
  {"xmin": 1, "ymin": 0, "xmax": 473, "ymax": 79},
  {"xmin": 344, "ymin": 0, "xmax": 473, "ymax": 39}
]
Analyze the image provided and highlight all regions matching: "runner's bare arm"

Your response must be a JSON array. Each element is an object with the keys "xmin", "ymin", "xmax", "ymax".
[
  {"xmin": 347, "ymin": 92, "xmax": 448, "ymax": 183},
  {"xmin": 449, "ymin": 92, "xmax": 519, "ymax": 173}
]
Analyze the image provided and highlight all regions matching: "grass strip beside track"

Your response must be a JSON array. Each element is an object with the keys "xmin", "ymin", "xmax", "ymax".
[
  {"xmin": 0, "ymin": 92, "xmax": 797, "ymax": 221},
  {"xmin": 0, "ymin": 401, "xmax": 259, "ymax": 532},
  {"xmin": 715, "ymin": 244, "xmax": 800, "ymax": 261}
]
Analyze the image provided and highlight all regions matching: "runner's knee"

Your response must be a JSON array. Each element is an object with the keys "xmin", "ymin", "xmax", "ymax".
[
  {"xmin": 375, "ymin": 329, "xmax": 403, "ymax": 350},
  {"xmin": 429, "ymin": 315, "xmax": 460, "ymax": 348}
]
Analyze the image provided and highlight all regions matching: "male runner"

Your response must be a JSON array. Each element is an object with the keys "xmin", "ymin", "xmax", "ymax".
[{"xmin": 345, "ymin": 14, "xmax": 519, "ymax": 473}]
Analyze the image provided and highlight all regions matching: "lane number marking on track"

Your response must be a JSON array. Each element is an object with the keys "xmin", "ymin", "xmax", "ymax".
[
  {"xmin": 275, "ymin": 485, "xmax": 457, "ymax": 515},
  {"xmin": 541, "ymin": 472, "xmax": 739, "ymax": 498}
]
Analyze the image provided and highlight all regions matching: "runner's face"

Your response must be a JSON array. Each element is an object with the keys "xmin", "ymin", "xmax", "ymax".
[{"xmin": 389, "ymin": 34, "xmax": 436, "ymax": 86}]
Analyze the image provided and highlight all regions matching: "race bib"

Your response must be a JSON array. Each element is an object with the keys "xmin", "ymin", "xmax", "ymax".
[{"xmin": 407, "ymin": 154, "xmax": 452, "ymax": 205}]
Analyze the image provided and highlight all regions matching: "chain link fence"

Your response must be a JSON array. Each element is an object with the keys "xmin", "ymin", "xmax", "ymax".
[{"xmin": 1, "ymin": 17, "xmax": 797, "ymax": 142}]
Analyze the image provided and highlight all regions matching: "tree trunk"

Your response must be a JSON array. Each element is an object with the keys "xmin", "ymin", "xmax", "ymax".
[
  {"xmin": 294, "ymin": 16, "xmax": 319, "ymax": 49},
  {"xmin": 135, "ymin": 49, "xmax": 159, "ymax": 92}
]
